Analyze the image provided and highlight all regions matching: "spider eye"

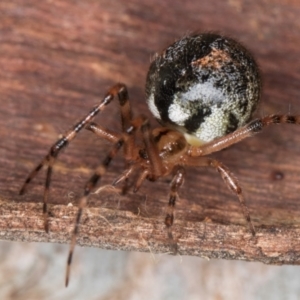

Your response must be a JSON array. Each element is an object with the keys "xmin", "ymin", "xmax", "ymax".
[
  {"xmin": 139, "ymin": 148, "xmax": 148, "ymax": 160},
  {"xmin": 145, "ymin": 33, "xmax": 261, "ymax": 145}
]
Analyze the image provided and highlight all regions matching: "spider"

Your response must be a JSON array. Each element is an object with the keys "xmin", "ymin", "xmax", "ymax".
[{"xmin": 19, "ymin": 33, "xmax": 299, "ymax": 286}]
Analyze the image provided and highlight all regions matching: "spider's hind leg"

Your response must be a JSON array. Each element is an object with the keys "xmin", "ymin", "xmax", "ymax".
[{"xmin": 184, "ymin": 156, "xmax": 255, "ymax": 236}]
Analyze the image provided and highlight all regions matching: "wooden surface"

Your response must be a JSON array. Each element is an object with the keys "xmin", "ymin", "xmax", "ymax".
[
  {"xmin": 1, "ymin": 200, "xmax": 300, "ymax": 266},
  {"xmin": 1, "ymin": 0, "xmax": 300, "ymax": 265}
]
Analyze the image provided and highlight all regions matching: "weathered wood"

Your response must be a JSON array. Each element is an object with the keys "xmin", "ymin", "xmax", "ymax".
[
  {"xmin": 1, "ymin": 199, "xmax": 300, "ymax": 265},
  {"xmin": 1, "ymin": 0, "xmax": 300, "ymax": 265}
]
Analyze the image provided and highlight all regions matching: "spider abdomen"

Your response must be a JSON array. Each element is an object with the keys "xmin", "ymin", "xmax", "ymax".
[{"xmin": 145, "ymin": 33, "xmax": 261, "ymax": 145}]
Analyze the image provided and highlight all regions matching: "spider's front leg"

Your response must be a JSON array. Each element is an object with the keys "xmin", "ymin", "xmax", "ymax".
[
  {"xmin": 140, "ymin": 123, "xmax": 187, "ymax": 248},
  {"xmin": 19, "ymin": 83, "xmax": 128, "ymax": 233},
  {"xmin": 65, "ymin": 133, "xmax": 124, "ymax": 287},
  {"xmin": 66, "ymin": 96, "xmax": 147, "ymax": 287},
  {"xmin": 184, "ymin": 156, "xmax": 255, "ymax": 236}
]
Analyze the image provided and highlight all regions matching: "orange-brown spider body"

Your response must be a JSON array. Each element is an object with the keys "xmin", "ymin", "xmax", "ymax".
[{"xmin": 20, "ymin": 33, "xmax": 300, "ymax": 286}]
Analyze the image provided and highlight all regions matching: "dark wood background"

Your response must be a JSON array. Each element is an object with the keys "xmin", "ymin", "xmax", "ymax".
[{"xmin": 1, "ymin": 0, "xmax": 300, "ymax": 263}]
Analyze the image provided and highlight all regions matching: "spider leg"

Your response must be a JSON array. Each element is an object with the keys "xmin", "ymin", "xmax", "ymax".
[
  {"xmin": 112, "ymin": 165, "xmax": 137, "ymax": 186},
  {"xmin": 165, "ymin": 166, "xmax": 186, "ymax": 230},
  {"xmin": 184, "ymin": 156, "xmax": 255, "ymax": 236},
  {"xmin": 65, "ymin": 136, "xmax": 124, "ymax": 287},
  {"xmin": 141, "ymin": 119, "xmax": 165, "ymax": 178},
  {"xmin": 188, "ymin": 114, "xmax": 300, "ymax": 156},
  {"xmin": 139, "ymin": 121, "xmax": 187, "ymax": 241},
  {"xmin": 66, "ymin": 116, "xmax": 146, "ymax": 287},
  {"xmin": 19, "ymin": 83, "xmax": 127, "ymax": 232},
  {"xmin": 87, "ymin": 87, "xmax": 135, "ymax": 193},
  {"xmin": 113, "ymin": 86, "xmax": 135, "ymax": 193},
  {"xmin": 117, "ymin": 85, "xmax": 135, "ymax": 160},
  {"xmin": 133, "ymin": 169, "xmax": 149, "ymax": 193},
  {"xmin": 86, "ymin": 122, "xmax": 121, "ymax": 143}
]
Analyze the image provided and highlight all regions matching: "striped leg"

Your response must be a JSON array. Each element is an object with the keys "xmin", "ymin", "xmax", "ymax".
[
  {"xmin": 165, "ymin": 166, "xmax": 185, "ymax": 239},
  {"xmin": 117, "ymin": 84, "xmax": 135, "ymax": 160},
  {"xmin": 112, "ymin": 165, "xmax": 138, "ymax": 186},
  {"xmin": 141, "ymin": 119, "xmax": 165, "ymax": 178},
  {"xmin": 86, "ymin": 122, "xmax": 122, "ymax": 143},
  {"xmin": 189, "ymin": 114, "xmax": 300, "ymax": 156},
  {"xmin": 110, "ymin": 84, "xmax": 134, "ymax": 192},
  {"xmin": 19, "ymin": 83, "xmax": 128, "ymax": 232},
  {"xmin": 65, "ymin": 137, "xmax": 124, "ymax": 287},
  {"xmin": 66, "ymin": 116, "xmax": 147, "ymax": 287},
  {"xmin": 184, "ymin": 157, "xmax": 255, "ymax": 236},
  {"xmin": 133, "ymin": 169, "xmax": 149, "ymax": 193}
]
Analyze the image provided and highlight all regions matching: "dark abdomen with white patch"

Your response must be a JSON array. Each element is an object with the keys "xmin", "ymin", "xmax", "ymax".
[{"xmin": 145, "ymin": 33, "xmax": 261, "ymax": 145}]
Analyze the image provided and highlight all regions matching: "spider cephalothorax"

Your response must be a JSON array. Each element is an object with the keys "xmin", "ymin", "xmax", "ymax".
[{"xmin": 20, "ymin": 33, "xmax": 299, "ymax": 286}]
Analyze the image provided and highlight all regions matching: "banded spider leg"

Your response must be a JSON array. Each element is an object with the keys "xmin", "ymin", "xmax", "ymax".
[
  {"xmin": 19, "ymin": 83, "xmax": 129, "ymax": 232},
  {"xmin": 186, "ymin": 114, "xmax": 300, "ymax": 236}
]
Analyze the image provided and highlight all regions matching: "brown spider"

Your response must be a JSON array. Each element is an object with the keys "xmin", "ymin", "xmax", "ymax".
[{"xmin": 19, "ymin": 33, "xmax": 299, "ymax": 286}]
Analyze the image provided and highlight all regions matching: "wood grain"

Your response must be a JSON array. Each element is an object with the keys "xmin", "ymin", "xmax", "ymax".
[
  {"xmin": 1, "ymin": 199, "xmax": 300, "ymax": 265},
  {"xmin": 1, "ymin": 0, "xmax": 300, "ymax": 264}
]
